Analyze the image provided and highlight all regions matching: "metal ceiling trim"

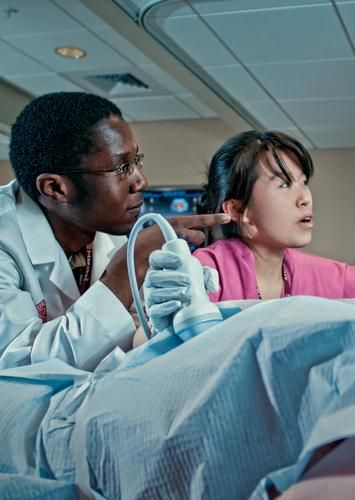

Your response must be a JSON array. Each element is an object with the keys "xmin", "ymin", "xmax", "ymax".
[
  {"xmin": 109, "ymin": 0, "xmax": 263, "ymax": 129},
  {"xmin": 331, "ymin": 0, "xmax": 355, "ymax": 55},
  {"xmin": 131, "ymin": 0, "xmax": 317, "ymax": 148},
  {"xmin": 135, "ymin": 0, "xmax": 265, "ymax": 131}
]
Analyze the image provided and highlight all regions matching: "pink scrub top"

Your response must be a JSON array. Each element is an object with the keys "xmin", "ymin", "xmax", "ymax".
[{"xmin": 193, "ymin": 238, "xmax": 355, "ymax": 302}]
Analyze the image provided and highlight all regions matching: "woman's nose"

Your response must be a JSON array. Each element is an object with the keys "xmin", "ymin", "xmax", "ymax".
[{"xmin": 297, "ymin": 186, "xmax": 312, "ymax": 207}]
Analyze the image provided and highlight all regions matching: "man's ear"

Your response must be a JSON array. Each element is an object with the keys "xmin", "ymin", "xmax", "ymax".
[
  {"xmin": 222, "ymin": 199, "xmax": 242, "ymax": 222},
  {"xmin": 36, "ymin": 174, "xmax": 71, "ymax": 204}
]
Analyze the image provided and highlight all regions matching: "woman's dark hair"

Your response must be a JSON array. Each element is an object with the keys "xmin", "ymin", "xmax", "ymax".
[
  {"xmin": 197, "ymin": 130, "xmax": 314, "ymax": 241},
  {"xmin": 9, "ymin": 91, "xmax": 123, "ymax": 200}
]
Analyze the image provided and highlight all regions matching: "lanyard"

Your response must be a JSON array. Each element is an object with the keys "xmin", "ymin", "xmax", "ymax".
[
  {"xmin": 70, "ymin": 244, "xmax": 93, "ymax": 295},
  {"xmin": 36, "ymin": 245, "xmax": 93, "ymax": 323}
]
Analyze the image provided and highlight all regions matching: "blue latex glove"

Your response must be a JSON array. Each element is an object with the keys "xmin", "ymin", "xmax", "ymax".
[{"xmin": 143, "ymin": 249, "xmax": 219, "ymax": 334}]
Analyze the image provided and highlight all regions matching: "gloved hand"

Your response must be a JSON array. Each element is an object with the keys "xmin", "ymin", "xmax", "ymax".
[{"xmin": 143, "ymin": 249, "xmax": 219, "ymax": 334}]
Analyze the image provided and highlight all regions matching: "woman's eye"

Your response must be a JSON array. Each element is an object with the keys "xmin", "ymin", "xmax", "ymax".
[{"xmin": 279, "ymin": 181, "xmax": 290, "ymax": 188}]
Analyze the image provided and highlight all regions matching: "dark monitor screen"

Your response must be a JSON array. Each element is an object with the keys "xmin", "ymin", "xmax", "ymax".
[
  {"xmin": 141, "ymin": 186, "xmax": 203, "ymax": 219},
  {"xmin": 140, "ymin": 187, "xmax": 204, "ymax": 250}
]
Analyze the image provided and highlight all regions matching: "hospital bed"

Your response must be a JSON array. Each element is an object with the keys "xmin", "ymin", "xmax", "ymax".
[{"xmin": 0, "ymin": 296, "xmax": 355, "ymax": 499}]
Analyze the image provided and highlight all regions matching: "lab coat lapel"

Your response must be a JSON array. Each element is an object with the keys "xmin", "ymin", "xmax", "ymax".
[
  {"xmin": 16, "ymin": 189, "xmax": 80, "ymax": 301},
  {"xmin": 49, "ymin": 251, "xmax": 80, "ymax": 301},
  {"xmin": 91, "ymin": 233, "xmax": 127, "ymax": 284}
]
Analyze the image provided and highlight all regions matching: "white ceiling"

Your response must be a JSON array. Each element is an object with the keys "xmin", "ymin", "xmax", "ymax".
[
  {"xmin": 138, "ymin": 0, "xmax": 355, "ymax": 149},
  {"xmin": 1, "ymin": 0, "xmax": 355, "ymax": 153}
]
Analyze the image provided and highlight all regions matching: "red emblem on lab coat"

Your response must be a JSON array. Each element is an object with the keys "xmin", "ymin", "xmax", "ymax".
[{"xmin": 36, "ymin": 299, "xmax": 48, "ymax": 323}]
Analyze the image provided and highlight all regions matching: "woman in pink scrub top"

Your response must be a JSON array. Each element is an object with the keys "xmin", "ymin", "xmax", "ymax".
[{"xmin": 194, "ymin": 130, "xmax": 355, "ymax": 301}]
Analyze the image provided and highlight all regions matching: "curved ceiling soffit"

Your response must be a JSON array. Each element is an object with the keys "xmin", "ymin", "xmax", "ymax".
[{"xmin": 134, "ymin": 0, "xmax": 266, "ymax": 131}]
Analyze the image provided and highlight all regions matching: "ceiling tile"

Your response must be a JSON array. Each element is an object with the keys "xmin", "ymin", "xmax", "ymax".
[
  {"xmin": 245, "ymin": 101, "xmax": 296, "ymax": 128},
  {"xmin": 302, "ymin": 126, "xmax": 355, "ymax": 148},
  {"xmin": 205, "ymin": 64, "xmax": 269, "ymax": 102},
  {"xmin": 1, "ymin": 0, "xmax": 354, "ymax": 149},
  {"xmin": 281, "ymin": 97, "xmax": 355, "ymax": 128},
  {"xmin": 178, "ymin": 95, "xmax": 217, "ymax": 118},
  {"xmin": 112, "ymin": 95, "xmax": 199, "ymax": 121},
  {"xmin": 7, "ymin": 73, "xmax": 83, "ymax": 96},
  {"xmin": 203, "ymin": 4, "xmax": 352, "ymax": 63},
  {"xmin": 120, "ymin": 0, "xmax": 150, "ymax": 8},
  {"xmin": 336, "ymin": 1, "xmax": 355, "ymax": 46},
  {"xmin": 0, "ymin": 40, "xmax": 48, "ymax": 76},
  {"xmin": 110, "ymin": 0, "xmax": 143, "ymax": 18},
  {"xmin": 7, "ymin": 30, "xmax": 131, "ymax": 72},
  {"xmin": 249, "ymin": 58, "xmax": 355, "ymax": 99},
  {"xmin": 93, "ymin": 27, "xmax": 155, "ymax": 65},
  {"xmin": 139, "ymin": 64, "xmax": 189, "ymax": 94},
  {"xmin": 0, "ymin": 0, "xmax": 80, "ymax": 38},
  {"xmin": 281, "ymin": 128, "xmax": 313, "ymax": 149},
  {"xmin": 155, "ymin": 15, "xmax": 236, "ymax": 66},
  {"xmin": 53, "ymin": 0, "xmax": 108, "ymax": 29},
  {"xmin": 147, "ymin": 1, "xmax": 194, "ymax": 18},
  {"xmin": 192, "ymin": 0, "xmax": 329, "ymax": 14}
]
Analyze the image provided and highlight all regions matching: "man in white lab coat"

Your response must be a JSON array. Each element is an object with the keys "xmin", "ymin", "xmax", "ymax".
[{"xmin": 0, "ymin": 91, "xmax": 228, "ymax": 371}]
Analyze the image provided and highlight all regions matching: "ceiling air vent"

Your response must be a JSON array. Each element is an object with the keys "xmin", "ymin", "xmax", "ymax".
[{"xmin": 86, "ymin": 72, "xmax": 150, "ymax": 96}]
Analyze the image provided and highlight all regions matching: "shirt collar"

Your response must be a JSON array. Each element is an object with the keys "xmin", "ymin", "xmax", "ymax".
[
  {"xmin": 16, "ymin": 185, "xmax": 127, "ymax": 288},
  {"xmin": 16, "ymin": 187, "xmax": 61, "ymax": 265}
]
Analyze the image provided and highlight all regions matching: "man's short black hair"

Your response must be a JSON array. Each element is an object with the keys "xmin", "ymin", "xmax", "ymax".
[{"xmin": 9, "ymin": 91, "xmax": 123, "ymax": 199}]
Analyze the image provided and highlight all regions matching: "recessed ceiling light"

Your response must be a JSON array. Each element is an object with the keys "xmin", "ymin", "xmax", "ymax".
[{"xmin": 55, "ymin": 46, "xmax": 86, "ymax": 59}]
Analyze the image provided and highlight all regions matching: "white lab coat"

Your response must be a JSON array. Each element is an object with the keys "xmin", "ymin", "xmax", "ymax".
[{"xmin": 0, "ymin": 180, "xmax": 135, "ymax": 370}]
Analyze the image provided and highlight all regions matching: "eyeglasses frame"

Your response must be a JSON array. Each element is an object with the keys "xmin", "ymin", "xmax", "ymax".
[{"xmin": 54, "ymin": 152, "xmax": 144, "ymax": 178}]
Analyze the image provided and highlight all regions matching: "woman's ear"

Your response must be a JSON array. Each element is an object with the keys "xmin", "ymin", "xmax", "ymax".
[
  {"xmin": 222, "ymin": 200, "xmax": 258, "ymax": 240},
  {"xmin": 36, "ymin": 173, "xmax": 72, "ymax": 205},
  {"xmin": 240, "ymin": 206, "xmax": 258, "ymax": 239},
  {"xmin": 222, "ymin": 199, "xmax": 242, "ymax": 222}
]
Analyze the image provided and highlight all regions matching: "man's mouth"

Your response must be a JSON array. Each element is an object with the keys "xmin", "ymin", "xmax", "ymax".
[{"xmin": 128, "ymin": 200, "xmax": 144, "ymax": 213}]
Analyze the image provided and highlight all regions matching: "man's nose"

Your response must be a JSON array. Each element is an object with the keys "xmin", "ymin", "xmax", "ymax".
[{"xmin": 129, "ymin": 165, "xmax": 148, "ymax": 192}]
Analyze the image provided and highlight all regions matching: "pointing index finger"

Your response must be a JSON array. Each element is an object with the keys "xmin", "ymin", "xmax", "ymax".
[
  {"xmin": 194, "ymin": 213, "xmax": 231, "ymax": 228},
  {"xmin": 166, "ymin": 213, "xmax": 231, "ymax": 245},
  {"xmin": 168, "ymin": 213, "xmax": 230, "ymax": 230}
]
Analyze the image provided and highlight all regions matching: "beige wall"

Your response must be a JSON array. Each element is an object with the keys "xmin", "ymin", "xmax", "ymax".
[
  {"xmin": 131, "ymin": 118, "xmax": 237, "ymax": 186},
  {"xmin": 0, "ymin": 78, "xmax": 31, "ymax": 127},
  {"xmin": 306, "ymin": 149, "xmax": 355, "ymax": 264},
  {"xmin": 1, "ymin": 119, "xmax": 355, "ymax": 264},
  {"xmin": 0, "ymin": 160, "xmax": 13, "ymax": 184}
]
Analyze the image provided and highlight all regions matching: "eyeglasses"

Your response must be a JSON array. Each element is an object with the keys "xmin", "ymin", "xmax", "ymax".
[{"xmin": 56, "ymin": 153, "xmax": 144, "ymax": 179}]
